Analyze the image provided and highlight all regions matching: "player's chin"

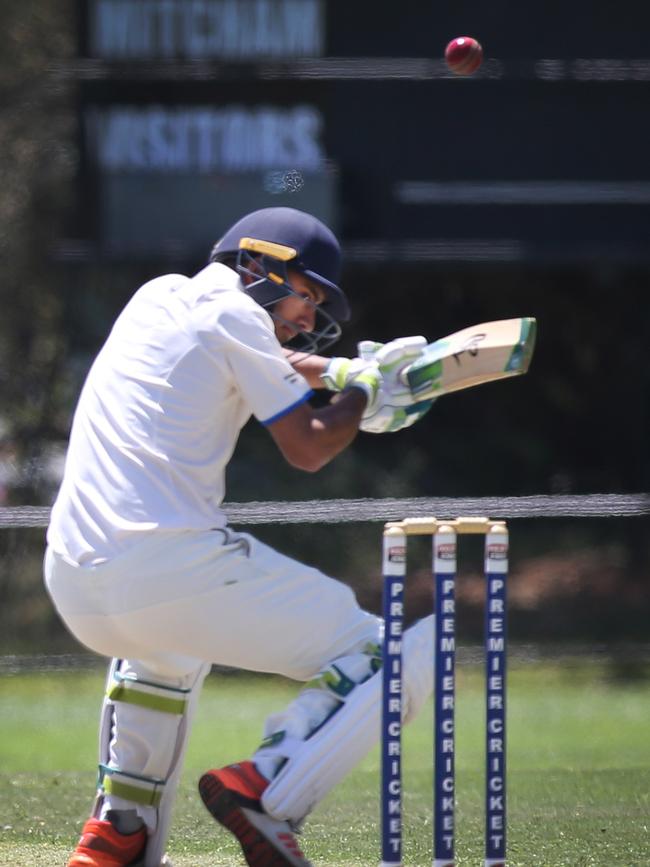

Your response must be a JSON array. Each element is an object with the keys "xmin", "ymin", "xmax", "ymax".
[{"xmin": 278, "ymin": 324, "xmax": 303, "ymax": 344}]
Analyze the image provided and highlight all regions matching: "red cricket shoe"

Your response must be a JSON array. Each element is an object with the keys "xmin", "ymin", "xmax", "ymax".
[
  {"xmin": 67, "ymin": 817, "xmax": 147, "ymax": 867},
  {"xmin": 199, "ymin": 761, "xmax": 313, "ymax": 867}
]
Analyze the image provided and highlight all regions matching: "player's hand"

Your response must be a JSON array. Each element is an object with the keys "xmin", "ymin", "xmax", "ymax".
[
  {"xmin": 345, "ymin": 360, "xmax": 437, "ymax": 434},
  {"xmin": 359, "ymin": 396, "xmax": 436, "ymax": 434},
  {"xmin": 370, "ymin": 336, "xmax": 428, "ymax": 401},
  {"xmin": 320, "ymin": 355, "xmax": 373, "ymax": 392},
  {"xmin": 320, "ymin": 336, "xmax": 427, "ymax": 393}
]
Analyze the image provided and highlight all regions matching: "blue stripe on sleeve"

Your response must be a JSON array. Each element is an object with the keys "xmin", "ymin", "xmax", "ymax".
[{"xmin": 260, "ymin": 390, "xmax": 315, "ymax": 426}]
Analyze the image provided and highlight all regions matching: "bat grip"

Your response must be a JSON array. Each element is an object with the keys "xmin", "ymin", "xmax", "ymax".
[{"xmin": 399, "ymin": 365, "xmax": 412, "ymax": 386}]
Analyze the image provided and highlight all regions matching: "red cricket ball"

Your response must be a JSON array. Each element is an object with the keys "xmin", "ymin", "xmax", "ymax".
[{"xmin": 444, "ymin": 36, "xmax": 483, "ymax": 76}]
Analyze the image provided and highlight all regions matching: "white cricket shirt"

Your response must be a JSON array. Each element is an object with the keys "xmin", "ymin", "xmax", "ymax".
[{"xmin": 47, "ymin": 263, "xmax": 313, "ymax": 565}]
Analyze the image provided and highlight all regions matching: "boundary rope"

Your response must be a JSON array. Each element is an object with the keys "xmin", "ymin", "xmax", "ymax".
[{"xmin": 1, "ymin": 493, "xmax": 648, "ymax": 528}]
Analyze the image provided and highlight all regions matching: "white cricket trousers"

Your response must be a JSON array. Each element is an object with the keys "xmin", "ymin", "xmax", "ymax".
[
  {"xmin": 44, "ymin": 528, "xmax": 381, "ymax": 863},
  {"xmin": 44, "ymin": 528, "xmax": 380, "ymax": 679}
]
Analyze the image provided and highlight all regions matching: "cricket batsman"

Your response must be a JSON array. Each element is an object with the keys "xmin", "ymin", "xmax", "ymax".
[{"xmin": 44, "ymin": 207, "xmax": 436, "ymax": 867}]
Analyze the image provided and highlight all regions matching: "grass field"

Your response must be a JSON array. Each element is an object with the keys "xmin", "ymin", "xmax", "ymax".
[{"xmin": 1, "ymin": 658, "xmax": 649, "ymax": 866}]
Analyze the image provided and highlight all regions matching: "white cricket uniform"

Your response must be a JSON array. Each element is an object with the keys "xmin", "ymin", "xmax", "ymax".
[
  {"xmin": 43, "ymin": 262, "xmax": 433, "ymax": 856},
  {"xmin": 45, "ymin": 262, "xmax": 379, "ymax": 677}
]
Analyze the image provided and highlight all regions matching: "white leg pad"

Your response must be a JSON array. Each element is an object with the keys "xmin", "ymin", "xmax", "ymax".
[
  {"xmin": 261, "ymin": 616, "xmax": 434, "ymax": 823},
  {"xmin": 95, "ymin": 658, "xmax": 210, "ymax": 867},
  {"xmin": 143, "ymin": 662, "xmax": 209, "ymax": 867}
]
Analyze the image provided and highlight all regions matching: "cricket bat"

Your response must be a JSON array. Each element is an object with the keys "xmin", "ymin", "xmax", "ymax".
[{"xmin": 402, "ymin": 317, "xmax": 537, "ymax": 400}]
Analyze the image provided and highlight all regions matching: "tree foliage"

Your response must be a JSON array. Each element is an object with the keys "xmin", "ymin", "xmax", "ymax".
[{"xmin": 0, "ymin": 1, "xmax": 76, "ymax": 501}]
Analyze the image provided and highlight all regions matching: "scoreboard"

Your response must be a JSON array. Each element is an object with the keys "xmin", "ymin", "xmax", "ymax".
[{"xmin": 72, "ymin": 0, "xmax": 650, "ymax": 264}]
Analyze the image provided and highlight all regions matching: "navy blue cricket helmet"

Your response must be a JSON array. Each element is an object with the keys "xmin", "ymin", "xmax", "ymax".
[{"xmin": 210, "ymin": 208, "xmax": 350, "ymax": 353}]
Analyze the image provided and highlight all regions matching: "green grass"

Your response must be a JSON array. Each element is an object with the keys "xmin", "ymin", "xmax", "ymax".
[{"xmin": 1, "ymin": 660, "xmax": 649, "ymax": 866}]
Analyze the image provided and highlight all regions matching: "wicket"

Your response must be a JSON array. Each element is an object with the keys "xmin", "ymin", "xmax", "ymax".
[{"xmin": 380, "ymin": 517, "xmax": 508, "ymax": 867}]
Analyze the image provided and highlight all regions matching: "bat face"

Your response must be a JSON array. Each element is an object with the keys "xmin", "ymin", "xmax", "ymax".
[{"xmin": 403, "ymin": 317, "xmax": 537, "ymax": 399}]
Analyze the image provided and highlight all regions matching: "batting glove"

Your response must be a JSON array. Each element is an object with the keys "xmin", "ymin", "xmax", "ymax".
[
  {"xmin": 344, "ymin": 366, "xmax": 383, "ymax": 410},
  {"xmin": 345, "ymin": 366, "xmax": 437, "ymax": 435},
  {"xmin": 372, "ymin": 336, "xmax": 428, "ymax": 402},
  {"xmin": 320, "ymin": 335, "xmax": 428, "ymax": 393},
  {"xmin": 359, "ymin": 397, "xmax": 436, "ymax": 434},
  {"xmin": 320, "ymin": 356, "xmax": 372, "ymax": 392},
  {"xmin": 358, "ymin": 336, "xmax": 436, "ymax": 433}
]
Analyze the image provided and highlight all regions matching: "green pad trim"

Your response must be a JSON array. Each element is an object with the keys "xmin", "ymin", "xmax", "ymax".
[
  {"xmin": 259, "ymin": 730, "xmax": 287, "ymax": 750},
  {"xmin": 107, "ymin": 682, "xmax": 187, "ymax": 715},
  {"xmin": 305, "ymin": 664, "xmax": 356, "ymax": 698},
  {"xmin": 99, "ymin": 765, "xmax": 164, "ymax": 807},
  {"xmin": 363, "ymin": 641, "xmax": 383, "ymax": 674}
]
